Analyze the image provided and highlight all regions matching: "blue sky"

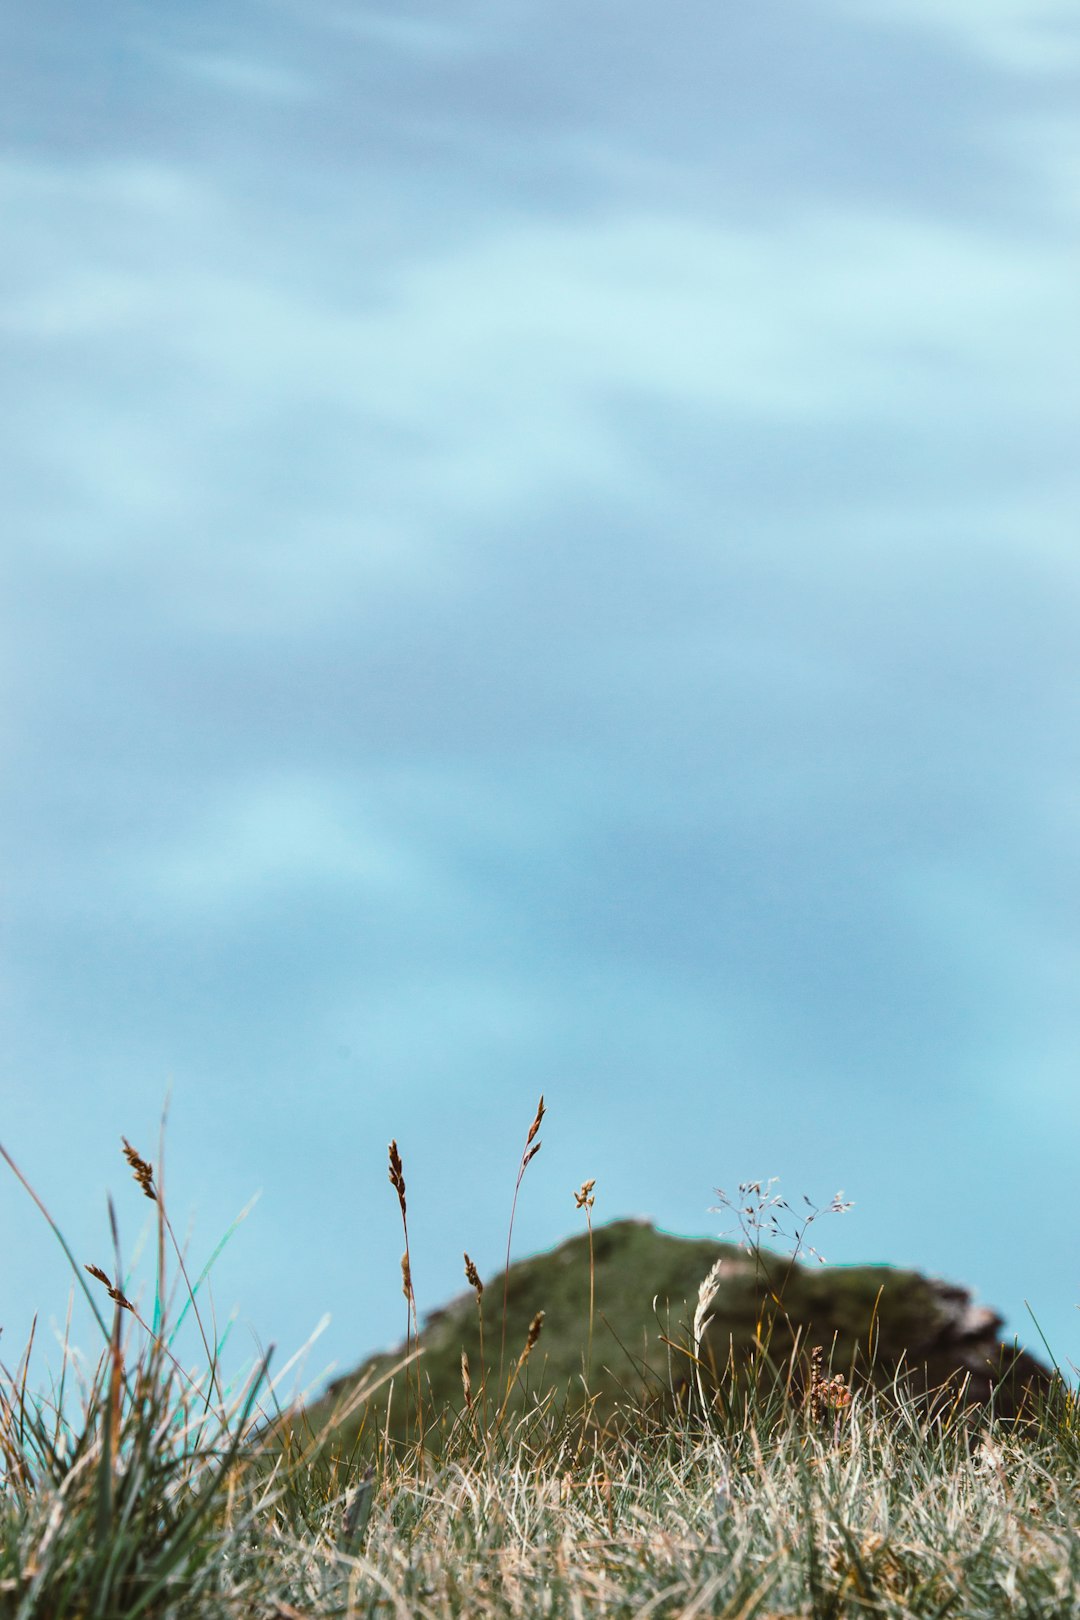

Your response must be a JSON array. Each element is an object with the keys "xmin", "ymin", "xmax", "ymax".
[{"xmin": 2, "ymin": 1, "xmax": 1078, "ymax": 1399}]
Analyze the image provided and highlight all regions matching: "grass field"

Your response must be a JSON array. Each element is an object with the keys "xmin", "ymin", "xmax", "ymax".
[{"xmin": 1, "ymin": 1114, "xmax": 1076, "ymax": 1619}]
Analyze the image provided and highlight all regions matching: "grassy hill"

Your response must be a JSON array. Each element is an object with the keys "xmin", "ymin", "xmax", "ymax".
[{"xmin": 298, "ymin": 1218, "xmax": 1052, "ymax": 1454}]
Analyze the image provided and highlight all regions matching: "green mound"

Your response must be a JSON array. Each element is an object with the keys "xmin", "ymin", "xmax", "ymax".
[{"xmin": 299, "ymin": 1220, "xmax": 1052, "ymax": 1451}]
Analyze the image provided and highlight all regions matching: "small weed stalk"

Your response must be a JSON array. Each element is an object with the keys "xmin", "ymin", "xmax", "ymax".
[
  {"xmin": 711, "ymin": 1178, "xmax": 854, "ymax": 1374},
  {"xmin": 803, "ymin": 1343, "xmax": 853, "ymax": 1444}
]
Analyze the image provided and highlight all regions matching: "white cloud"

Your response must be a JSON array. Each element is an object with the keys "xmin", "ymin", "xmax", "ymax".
[
  {"xmin": 141, "ymin": 775, "xmax": 436, "ymax": 916},
  {"xmin": 315, "ymin": 7, "xmax": 483, "ymax": 58},
  {"xmin": 829, "ymin": 0, "xmax": 1080, "ymax": 73},
  {"xmin": 992, "ymin": 112, "xmax": 1080, "ymax": 226},
  {"xmin": 5, "ymin": 160, "xmax": 1073, "ymax": 547},
  {"xmin": 169, "ymin": 52, "xmax": 314, "ymax": 101},
  {"xmin": 130, "ymin": 756, "xmax": 607, "ymax": 927}
]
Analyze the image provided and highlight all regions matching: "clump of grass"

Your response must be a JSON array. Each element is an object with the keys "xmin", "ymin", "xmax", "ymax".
[
  {"xmin": 255, "ymin": 1361, "xmax": 1078, "ymax": 1618},
  {"xmin": 0, "ymin": 1135, "xmax": 275, "ymax": 1618}
]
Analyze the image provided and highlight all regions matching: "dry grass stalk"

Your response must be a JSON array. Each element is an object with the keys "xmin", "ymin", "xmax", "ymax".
[
  {"xmin": 692, "ymin": 1257, "xmax": 725, "ymax": 1415},
  {"xmin": 388, "ymin": 1140, "xmax": 422, "ymax": 1446},
  {"xmin": 464, "ymin": 1252, "xmax": 489, "ymax": 1428},
  {"xmin": 85, "ymin": 1264, "xmax": 134, "ymax": 1313},
  {"xmin": 80, "ymin": 1254, "xmax": 218, "ymax": 1413},
  {"xmin": 119, "ymin": 1134, "xmax": 224, "ymax": 1412},
  {"xmin": 121, "ymin": 1138, "xmax": 156, "ymax": 1202},
  {"xmin": 501, "ymin": 1097, "xmax": 546, "ymax": 1383},
  {"xmin": 497, "ymin": 1311, "xmax": 545, "ymax": 1427},
  {"xmin": 388, "ymin": 1140, "xmax": 407, "ymax": 1218},
  {"xmin": 525, "ymin": 1097, "xmax": 546, "ymax": 1149},
  {"xmin": 574, "ymin": 1180, "xmax": 597, "ymax": 1381}
]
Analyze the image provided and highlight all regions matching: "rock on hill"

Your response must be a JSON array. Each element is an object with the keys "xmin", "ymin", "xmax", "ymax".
[{"xmin": 303, "ymin": 1219, "xmax": 1052, "ymax": 1449}]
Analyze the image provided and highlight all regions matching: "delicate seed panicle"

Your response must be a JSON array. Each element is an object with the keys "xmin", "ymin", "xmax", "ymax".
[
  {"xmin": 574, "ymin": 1179, "xmax": 596, "ymax": 1210},
  {"xmin": 523, "ymin": 1141, "xmax": 542, "ymax": 1171},
  {"xmin": 400, "ymin": 1252, "xmax": 413, "ymax": 1305},
  {"xmin": 122, "ymin": 1137, "xmax": 156, "ymax": 1201},
  {"xmin": 497, "ymin": 1310, "xmax": 547, "ymax": 1424},
  {"xmin": 525, "ymin": 1095, "xmax": 545, "ymax": 1148},
  {"xmin": 525, "ymin": 1310, "xmax": 544, "ymax": 1352},
  {"xmin": 461, "ymin": 1349, "xmax": 473, "ymax": 1410},
  {"xmin": 388, "ymin": 1140, "xmax": 406, "ymax": 1214},
  {"xmin": 85, "ymin": 1263, "xmax": 134, "ymax": 1311},
  {"xmin": 464, "ymin": 1253, "xmax": 483, "ymax": 1297}
]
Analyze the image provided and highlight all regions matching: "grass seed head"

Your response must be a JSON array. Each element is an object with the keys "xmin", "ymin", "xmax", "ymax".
[
  {"xmin": 121, "ymin": 1137, "xmax": 156, "ymax": 1201},
  {"xmin": 85, "ymin": 1263, "xmax": 134, "ymax": 1311},
  {"xmin": 525, "ymin": 1095, "xmax": 545, "ymax": 1148},
  {"xmin": 464, "ymin": 1253, "xmax": 483, "ymax": 1297},
  {"xmin": 388, "ymin": 1140, "xmax": 407, "ymax": 1215}
]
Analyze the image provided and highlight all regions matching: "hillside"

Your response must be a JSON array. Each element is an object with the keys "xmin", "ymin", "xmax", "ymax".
[{"xmin": 296, "ymin": 1220, "xmax": 1052, "ymax": 1452}]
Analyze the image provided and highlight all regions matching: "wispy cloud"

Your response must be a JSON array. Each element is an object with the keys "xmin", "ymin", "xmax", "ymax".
[{"xmin": 832, "ymin": 0, "xmax": 1080, "ymax": 72}]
